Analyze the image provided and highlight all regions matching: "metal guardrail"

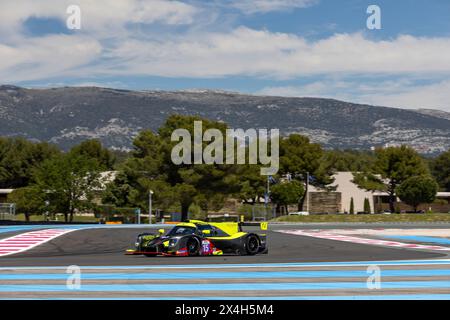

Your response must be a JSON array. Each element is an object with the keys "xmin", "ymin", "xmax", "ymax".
[{"xmin": 0, "ymin": 203, "xmax": 16, "ymax": 220}]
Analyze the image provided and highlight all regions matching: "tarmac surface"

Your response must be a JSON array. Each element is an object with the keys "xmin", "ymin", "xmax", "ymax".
[
  {"xmin": 1, "ymin": 223, "xmax": 449, "ymax": 299},
  {"xmin": 0, "ymin": 224, "xmax": 446, "ymax": 267}
]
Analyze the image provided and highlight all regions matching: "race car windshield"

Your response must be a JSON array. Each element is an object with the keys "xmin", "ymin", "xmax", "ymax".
[{"xmin": 167, "ymin": 226, "xmax": 197, "ymax": 236}]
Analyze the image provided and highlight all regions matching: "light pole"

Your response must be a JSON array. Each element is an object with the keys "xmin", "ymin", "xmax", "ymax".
[
  {"xmin": 149, "ymin": 190, "xmax": 154, "ymax": 224},
  {"xmin": 44, "ymin": 200, "xmax": 50, "ymax": 222},
  {"xmin": 305, "ymin": 171, "xmax": 309, "ymax": 213},
  {"xmin": 265, "ymin": 176, "xmax": 271, "ymax": 219},
  {"xmin": 136, "ymin": 208, "xmax": 141, "ymax": 225}
]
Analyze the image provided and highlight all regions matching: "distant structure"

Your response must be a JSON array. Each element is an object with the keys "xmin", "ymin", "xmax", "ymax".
[{"xmin": 305, "ymin": 172, "xmax": 450, "ymax": 214}]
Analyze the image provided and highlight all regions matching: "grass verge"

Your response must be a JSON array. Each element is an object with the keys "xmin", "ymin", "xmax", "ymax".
[{"xmin": 273, "ymin": 213, "xmax": 450, "ymax": 223}]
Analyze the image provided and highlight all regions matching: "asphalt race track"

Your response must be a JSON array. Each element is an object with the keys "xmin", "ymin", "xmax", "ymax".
[
  {"xmin": 0, "ymin": 226, "xmax": 445, "ymax": 266},
  {"xmin": 1, "ymin": 224, "xmax": 449, "ymax": 299}
]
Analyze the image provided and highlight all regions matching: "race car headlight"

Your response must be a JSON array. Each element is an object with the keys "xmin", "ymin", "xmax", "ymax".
[
  {"xmin": 135, "ymin": 236, "xmax": 141, "ymax": 247},
  {"xmin": 169, "ymin": 239, "xmax": 178, "ymax": 246}
]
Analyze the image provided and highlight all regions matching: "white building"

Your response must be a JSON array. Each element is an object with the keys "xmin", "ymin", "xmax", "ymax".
[
  {"xmin": 330, "ymin": 172, "xmax": 376, "ymax": 213},
  {"xmin": 308, "ymin": 172, "xmax": 450, "ymax": 214}
]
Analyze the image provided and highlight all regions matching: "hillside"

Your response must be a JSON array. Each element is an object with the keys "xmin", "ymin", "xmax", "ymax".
[{"xmin": 1, "ymin": 85, "xmax": 449, "ymax": 153}]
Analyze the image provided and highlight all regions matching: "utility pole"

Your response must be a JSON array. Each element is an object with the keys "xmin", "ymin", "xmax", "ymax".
[
  {"xmin": 265, "ymin": 176, "xmax": 271, "ymax": 219},
  {"xmin": 149, "ymin": 190, "xmax": 154, "ymax": 224},
  {"xmin": 305, "ymin": 172, "xmax": 309, "ymax": 213},
  {"xmin": 136, "ymin": 208, "xmax": 141, "ymax": 225},
  {"xmin": 45, "ymin": 200, "xmax": 50, "ymax": 222}
]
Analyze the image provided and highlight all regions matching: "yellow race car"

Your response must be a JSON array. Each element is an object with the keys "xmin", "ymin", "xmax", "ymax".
[{"xmin": 127, "ymin": 220, "xmax": 268, "ymax": 257}]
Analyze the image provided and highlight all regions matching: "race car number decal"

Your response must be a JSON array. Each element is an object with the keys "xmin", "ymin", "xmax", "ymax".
[{"xmin": 201, "ymin": 240, "xmax": 212, "ymax": 254}]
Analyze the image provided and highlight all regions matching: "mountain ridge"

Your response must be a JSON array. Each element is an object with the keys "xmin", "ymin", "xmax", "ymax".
[{"xmin": 0, "ymin": 85, "xmax": 449, "ymax": 154}]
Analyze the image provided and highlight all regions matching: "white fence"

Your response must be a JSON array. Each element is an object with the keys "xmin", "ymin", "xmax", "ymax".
[{"xmin": 0, "ymin": 203, "xmax": 16, "ymax": 220}]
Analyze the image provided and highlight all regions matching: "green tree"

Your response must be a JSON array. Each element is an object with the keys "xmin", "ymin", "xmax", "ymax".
[
  {"xmin": 396, "ymin": 175, "xmax": 438, "ymax": 212},
  {"xmin": 431, "ymin": 149, "xmax": 450, "ymax": 191},
  {"xmin": 174, "ymin": 183, "xmax": 197, "ymax": 218},
  {"xmin": 228, "ymin": 163, "xmax": 266, "ymax": 205},
  {"xmin": 33, "ymin": 154, "xmax": 101, "ymax": 222},
  {"xmin": 350, "ymin": 197, "xmax": 355, "ymax": 214},
  {"xmin": 352, "ymin": 172, "xmax": 386, "ymax": 192},
  {"xmin": 104, "ymin": 115, "xmax": 235, "ymax": 221},
  {"xmin": 355, "ymin": 146, "xmax": 428, "ymax": 213},
  {"xmin": 160, "ymin": 115, "xmax": 233, "ymax": 220},
  {"xmin": 279, "ymin": 134, "xmax": 333, "ymax": 211},
  {"xmin": 7, "ymin": 186, "xmax": 45, "ymax": 222},
  {"xmin": 69, "ymin": 139, "xmax": 115, "ymax": 170},
  {"xmin": 270, "ymin": 181, "xmax": 305, "ymax": 214},
  {"xmin": 363, "ymin": 198, "xmax": 371, "ymax": 214},
  {"xmin": 102, "ymin": 171, "xmax": 139, "ymax": 209},
  {"xmin": 0, "ymin": 137, "xmax": 60, "ymax": 188},
  {"xmin": 131, "ymin": 179, "xmax": 177, "ymax": 214},
  {"xmin": 375, "ymin": 146, "xmax": 428, "ymax": 213},
  {"xmin": 323, "ymin": 150, "xmax": 376, "ymax": 172}
]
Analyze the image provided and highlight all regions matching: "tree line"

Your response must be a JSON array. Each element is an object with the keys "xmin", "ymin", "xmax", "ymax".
[{"xmin": 1, "ymin": 115, "xmax": 450, "ymax": 222}]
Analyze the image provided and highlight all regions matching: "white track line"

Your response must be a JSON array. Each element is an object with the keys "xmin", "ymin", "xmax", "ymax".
[
  {"xmin": 0, "ymin": 229, "xmax": 76, "ymax": 257},
  {"xmin": 277, "ymin": 230, "xmax": 450, "ymax": 251}
]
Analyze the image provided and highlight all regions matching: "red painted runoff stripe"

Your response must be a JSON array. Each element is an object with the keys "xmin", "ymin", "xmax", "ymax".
[
  {"xmin": 17, "ymin": 235, "xmax": 55, "ymax": 237},
  {"xmin": 277, "ymin": 230, "xmax": 450, "ymax": 252},
  {"xmin": 2, "ymin": 240, "xmax": 39, "ymax": 243},
  {"xmin": 0, "ymin": 245, "xmax": 30, "ymax": 247},
  {"xmin": 0, "ymin": 229, "xmax": 76, "ymax": 257}
]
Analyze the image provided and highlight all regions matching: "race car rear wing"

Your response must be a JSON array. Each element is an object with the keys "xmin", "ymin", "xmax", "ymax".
[
  {"xmin": 189, "ymin": 219, "xmax": 268, "ymax": 234},
  {"xmin": 237, "ymin": 221, "xmax": 268, "ymax": 232}
]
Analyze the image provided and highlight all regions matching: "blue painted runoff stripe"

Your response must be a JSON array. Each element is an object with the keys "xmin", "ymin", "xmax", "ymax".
[
  {"xmin": 2, "ymin": 259, "xmax": 450, "ymax": 270},
  {"xmin": 3, "ymin": 269, "xmax": 450, "ymax": 280},
  {"xmin": 1, "ymin": 281, "xmax": 449, "ymax": 292},
  {"xmin": 0, "ymin": 226, "xmax": 51, "ymax": 234},
  {"xmin": 384, "ymin": 235, "xmax": 450, "ymax": 246},
  {"xmin": 0, "ymin": 225, "xmax": 88, "ymax": 234}
]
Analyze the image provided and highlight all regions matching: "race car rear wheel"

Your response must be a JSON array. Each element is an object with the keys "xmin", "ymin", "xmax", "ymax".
[
  {"xmin": 186, "ymin": 237, "xmax": 200, "ymax": 256},
  {"xmin": 245, "ymin": 235, "xmax": 260, "ymax": 255}
]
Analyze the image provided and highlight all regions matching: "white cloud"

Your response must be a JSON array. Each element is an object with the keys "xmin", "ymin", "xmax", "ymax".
[
  {"xmin": 0, "ymin": 0, "xmax": 198, "ymax": 81},
  {"xmin": 92, "ymin": 29, "xmax": 450, "ymax": 79},
  {"xmin": 364, "ymin": 80, "xmax": 450, "ymax": 112},
  {"xmin": 258, "ymin": 79, "xmax": 450, "ymax": 112},
  {"xmin": 2, "ymin": 25, "xmax": 450, "ymax": 87},
  {"xmin": 228, "ymin": 0, "xmax": 318, "ymax": 14},
  {"xmin": 2, "ymin": 22, "xmax": 450, "ymax": 83},
  {"xmin": 0, "ymin": 35, "xmax": 102, "ymax": 82},
  {"xmin": 1, "ymin": 2, "xmax": 450, "ymax": 113},
  {"xmin": 0, "ymin": 0, "xmax": 197, "ymax": 38}
]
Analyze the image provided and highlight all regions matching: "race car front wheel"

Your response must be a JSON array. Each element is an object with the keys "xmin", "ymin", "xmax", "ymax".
[
  {"xmin": 186, "ymin": 237, "xmax": 200, "ymax": 256},
  {"xmin": 245, "ymin": 235, "xmax": 260, "ymax": 255}
]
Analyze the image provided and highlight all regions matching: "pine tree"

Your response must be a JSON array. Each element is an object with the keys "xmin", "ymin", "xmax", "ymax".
[
  {"xmin": 350, "ymin": 197, "xmax": 355, "ymax": 214},
  {"xmin": 364, "ymin": 198, "xmax": 371, "ymax": 214}
]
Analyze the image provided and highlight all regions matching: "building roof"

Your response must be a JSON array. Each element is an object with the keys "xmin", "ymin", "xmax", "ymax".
[{"xmin": 437, "ymin": 192, "xmax": 450, "ymax": 198}]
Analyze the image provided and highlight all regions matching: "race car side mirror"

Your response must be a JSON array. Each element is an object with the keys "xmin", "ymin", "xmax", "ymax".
[
  {"xmin": 158, "ymin": 229, "xmax": 165, "ymax": 235},
  {"xmin": 202, "ymin": 230, "xmax": 211, "ymax": 235}
]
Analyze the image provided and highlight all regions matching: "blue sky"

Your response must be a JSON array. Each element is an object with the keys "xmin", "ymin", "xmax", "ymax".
[{"xmin": 1, "ymin": 0, "xmax": 450, "ymax": 111}]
